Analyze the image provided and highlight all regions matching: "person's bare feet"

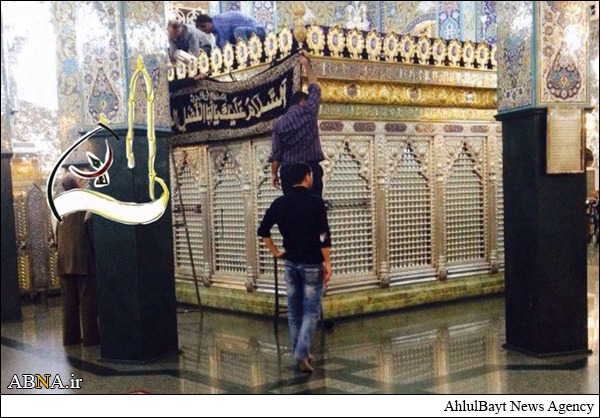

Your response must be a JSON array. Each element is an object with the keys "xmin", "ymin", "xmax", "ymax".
[{"xmin": 297, "ymin": 359, "xmax": 314, "ymax": 373}]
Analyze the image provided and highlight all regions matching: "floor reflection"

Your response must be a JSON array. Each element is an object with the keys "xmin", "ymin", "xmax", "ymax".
[
  {"xmin": 1, "ymin": 247, "xmax": 598, "ymax": 394},
  {"xmin": 173, "ymin": 298, "xmax": 504, "ymax": 393}
]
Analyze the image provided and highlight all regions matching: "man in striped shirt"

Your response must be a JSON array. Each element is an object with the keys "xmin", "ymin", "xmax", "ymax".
[{"xmin": 270, "ymin": 52, "xmax": 325, "ymax": 197}]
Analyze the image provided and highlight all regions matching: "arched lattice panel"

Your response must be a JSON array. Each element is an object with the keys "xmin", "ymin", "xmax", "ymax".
[
  {"xmin": 171, "ymin": 147, "xmax": 205, "ymax": 281},
  {"xmin": 253, "ymin": 141, "xmax": 283, "ymax": 291},
  {"xmin": 323, "ymin": 138, "xmax": 375, "ymax": 283},
  {"xmin": 387, "ymin": 141, "xmax": 432, "ymax": 271},
  {"xmin": 210, "ymin": 148, "xmax": 247, "ymax": 276},
  {"xmin": 445, "ymin": 146, "xmax": 486, "ymax": 264}
]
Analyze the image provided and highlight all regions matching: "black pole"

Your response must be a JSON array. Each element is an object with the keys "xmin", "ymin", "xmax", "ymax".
[{"xmin": 273, "ymin": 256, "xmax": 279, "ymax": 330}]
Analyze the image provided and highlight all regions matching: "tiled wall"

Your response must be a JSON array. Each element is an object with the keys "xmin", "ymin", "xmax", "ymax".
[
  {"xmin": 54, "ymin": 0, "xmax": 171, "ymax": 134},
  {"xmin": 588, "ymin": 20, "xmax": 599, "ymax": 168},
  {"xmin": 124, "ymin": 1, "xmax": 171, "ymax": 128},
  {"xmin": 245, "ymin": 1, "xmax": 495, "ymax": 42},
  {"xmin": 1, "ymin": 11, "xmax": 9, "ymax": 153},
  {"xmin": 496, "ymin": 1, "xmax": 534, "ymax": 113},
  {"xmin": 252, "ymin": 1, "xmax": 276, "ymax": 31},
  {"xmin": 0, "ymin": 1, "xmax": 507, "ymax": 163},
  {"xmin": 477, "ymin": 0, "xmax": 497, "ymax": 45},
  {"xmin": 76, "ymin": 1, "xmax": 127, "ymax": 127},
  {"xmin": 382, "ymin": 1, "xmax": 437, "ymax": 35},
  {"xmin": 2, "ymin": 1, "xmax": 60, "ymax": 168},
  {"xmin": 538, "ymin": 1, "xmax": 589, "ymax": 106},
  {"xmin": 438, "ymin": 1, "xmax": 460, "ymax": 39}
]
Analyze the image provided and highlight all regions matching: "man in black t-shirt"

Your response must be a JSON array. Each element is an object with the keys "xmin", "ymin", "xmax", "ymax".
[{"xmin": 258, "ymin": 162, "xmax": 331, "ymax": 373}]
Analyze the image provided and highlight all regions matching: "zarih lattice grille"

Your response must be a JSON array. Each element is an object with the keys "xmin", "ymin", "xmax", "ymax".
[
  {"xmin": 388, "ymin": 142, "xmax": 432, "ymax": 271},
  {"xmin": 171, "ymin": 151, "xmax": 205, "ymax": 280},
  {"xmin": 254, "ymin": 143, "xmax": 283, "ymax": 289},
  {"xmin": 324, "ymin": 141, "xmax": 374, "ymax": 277},
  {"xmin": 445, "ymin": 148, "xmax": 485, "ymax": 263},
  {"xmin": 496, "ymin": 155, "xmax": 505, "ymax": 265},
  {"xmin": 211, "ymin": 150, "xmax": 247, "ymax": 275}
]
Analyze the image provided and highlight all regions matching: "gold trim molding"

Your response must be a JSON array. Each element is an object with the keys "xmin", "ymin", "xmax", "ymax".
[
  {"xmin": 319, "ymin": 80, "xmax": 496, "ymax": 109},
  {"xmin": 311, "ymin": 57, "xmax": 497, "ymax": 89},
  {"xmin": 169, "ymin": 23, "xmax": 496, "ymax": 82},
  {"xmin": 319, "ymin": 103, "xmax": 497, "ymax": 122}
]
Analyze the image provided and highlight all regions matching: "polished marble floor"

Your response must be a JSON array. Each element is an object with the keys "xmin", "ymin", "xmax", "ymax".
[{"xmin": 1, "ymin": 248, "xmax": 598, "ymax": 394}]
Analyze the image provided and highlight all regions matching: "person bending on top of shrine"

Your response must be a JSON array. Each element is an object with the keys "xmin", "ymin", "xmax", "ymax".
[
  {"xmin": 195, "ymin": 11, "xmax": 266, "ymax": 49},
  {"xmin": 167, "ymin": 19, "xmax": 213, "ymax": 64},
  {"xmin": 269, "ymin": 51, "xmax": 325, "ymax": 197}
]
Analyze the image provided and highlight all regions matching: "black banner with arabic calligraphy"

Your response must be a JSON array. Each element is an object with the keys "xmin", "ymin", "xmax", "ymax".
[{"xmin": 170, "ymin": 56, "xmax": 301, "ymax": 144}]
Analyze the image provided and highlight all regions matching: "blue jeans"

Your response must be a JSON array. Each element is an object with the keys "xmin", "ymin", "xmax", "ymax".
[{"xmin": 284, "ymin": 260, "xmax": 323, "ymax": 361}]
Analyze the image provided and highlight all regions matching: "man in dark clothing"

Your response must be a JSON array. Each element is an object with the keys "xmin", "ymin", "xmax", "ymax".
[
  {"xmin": 258, "ymin": 163, "xmax": 332, "ymax": 373},
  {"xmin": 270, "ymin": 52, "xmax": 325, "ymax": 197},
  {"xmin": 56, "ymin": 173, "xmax": 99, "ymax": 346}
]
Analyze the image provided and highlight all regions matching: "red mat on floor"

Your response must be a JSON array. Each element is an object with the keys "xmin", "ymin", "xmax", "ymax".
[{"xmin": 123, "ymin": 389, "xmax": 152, "ymax": 394}]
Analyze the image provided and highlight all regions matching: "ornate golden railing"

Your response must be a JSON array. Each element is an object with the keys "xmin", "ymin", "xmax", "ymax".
[{"xmin": 168, "ymin": 25, "xmax": 497, "ymax": 82}]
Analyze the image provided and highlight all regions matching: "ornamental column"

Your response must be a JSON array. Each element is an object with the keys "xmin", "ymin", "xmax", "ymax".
[
  {"xmin": 496, "ymin": 1, "xmax": 591, "ymax": 356},
  {"xmin": 52, "ymin": 1, "xmax": 177, "ymax": 361}
]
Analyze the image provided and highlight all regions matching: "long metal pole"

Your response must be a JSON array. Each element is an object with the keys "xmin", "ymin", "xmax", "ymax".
[{"xmin": 273, "ymin": 257, "xmax": 280, "ymax": 330}]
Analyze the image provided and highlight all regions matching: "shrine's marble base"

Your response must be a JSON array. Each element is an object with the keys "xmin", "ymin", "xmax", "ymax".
[{"xmin": 175, "ymin": 274, "xmax": 504, "ymax": 319}]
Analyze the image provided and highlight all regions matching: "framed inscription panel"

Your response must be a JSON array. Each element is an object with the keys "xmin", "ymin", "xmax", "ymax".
[{"xmin": 546, "ymin": 108, "xmax": 585, "ymax": 174}]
